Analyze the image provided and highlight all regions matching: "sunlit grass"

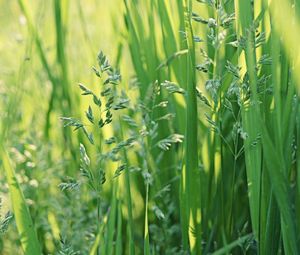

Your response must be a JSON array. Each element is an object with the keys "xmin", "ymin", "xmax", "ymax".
[{"xmin": 1, "ymin": 0, "xmax": 300, "ymax": 254}]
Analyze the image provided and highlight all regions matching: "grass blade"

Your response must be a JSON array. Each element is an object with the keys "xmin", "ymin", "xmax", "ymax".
[{"xmin": 0, "ymin": 146, "xmax": 41, "ymax": 255}]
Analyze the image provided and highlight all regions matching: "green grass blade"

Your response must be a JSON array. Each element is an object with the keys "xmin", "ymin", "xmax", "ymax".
[
  {"xmin": 0, "ymin": 146, "xmax": 41, "ymax": 255},
  {"xmin": 116, "ymin": 200, "xmax": 123, "ymax": 255},
  {"xmin": 234, "ymin": 0, "xmax": 262, "ymax": 243},
  {"xmin": 261, "ymin": 125, "xmax": 298, "ymax": 254},
  {"xmin": 211, "ymin": 234, "xmax": 253, "ymax": 255},
  {"xmin": 89, "ymin": 212, "xmax": 108, "ymax": 255},
  {"xmin": 144, "ymin": 183, "xmax": 150, "ymax": 255},
  {"xmin": 180, "ymin": 0, "xmax": 201, "ymax": 253},
  {"xmin": 120, "ymin": 120, "xmax": 135, "ymax": 255},
  {"xmin": 106, "ymin": 181, "xmax": 118, "ymax": 255}
]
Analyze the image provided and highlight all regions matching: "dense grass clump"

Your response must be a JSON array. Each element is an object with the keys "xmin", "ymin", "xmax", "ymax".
[{"xmin": 1, "ymin": 0, "xmax": 300, "ymax": 254}]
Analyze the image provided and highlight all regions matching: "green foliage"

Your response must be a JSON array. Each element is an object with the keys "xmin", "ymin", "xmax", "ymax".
[
  {"xmin": 0, "ymin": 199, "xmax": 13, "ymax": 235},
  {"xmin": 1, "ymin": 0, "xmax": 300, "ymax": 254}
]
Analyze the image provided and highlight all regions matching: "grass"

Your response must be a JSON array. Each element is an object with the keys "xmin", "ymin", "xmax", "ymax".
[
  {"xmin": 0, "ymin": 146, "xmax": 41, "ymax": 255},
  {"xmin": 1, "ymin": 0, "xmax": 300, "ymax": 254}
]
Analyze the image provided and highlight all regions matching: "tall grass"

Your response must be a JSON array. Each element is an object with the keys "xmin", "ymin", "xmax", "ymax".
[{"xmin": 1, "ymin": 0, "xmax": 300, "ymax": 254}]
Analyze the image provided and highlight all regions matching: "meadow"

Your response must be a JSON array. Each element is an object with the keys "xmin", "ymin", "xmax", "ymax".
[{"xmin": 1, "ymin": 0, "xmax": 300, "ymax": 254}]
